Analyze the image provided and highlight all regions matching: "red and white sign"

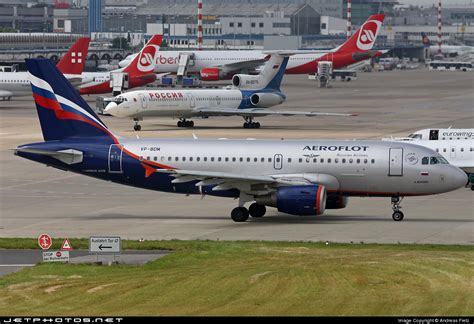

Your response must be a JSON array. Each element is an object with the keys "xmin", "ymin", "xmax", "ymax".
[
  {"xmin": 38, "ymin": 233, "xmax": 52, "ymax": 250},
  {"xmin": 61, "ymin": 238, "xmax": 73, "ymax": 251}
]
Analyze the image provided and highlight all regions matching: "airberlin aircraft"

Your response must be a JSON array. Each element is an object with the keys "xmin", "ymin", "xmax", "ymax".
[
  {"xmin": 15, "ymin": 59, "xmax": 467, "ymax": 222},
  {"xmin": 119, "ymin": 14, "xmax": 385, "ymax": 81},
  {"xmin": 78, "ymin": 35, "xmax": 163, "ymax": 95}
]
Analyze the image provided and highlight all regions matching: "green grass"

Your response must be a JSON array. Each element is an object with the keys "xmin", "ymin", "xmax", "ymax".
[{"xmin": 0, "ymin": 239, "xmax": 473, "ymax": 316}]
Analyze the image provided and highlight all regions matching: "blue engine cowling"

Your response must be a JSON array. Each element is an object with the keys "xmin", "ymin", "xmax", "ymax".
[{"xmin": 276, "ymin": 185, "xmax": 327, "ymax": 216}]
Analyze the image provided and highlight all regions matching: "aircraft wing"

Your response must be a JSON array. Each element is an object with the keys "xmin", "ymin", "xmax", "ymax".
[
  {"xmin": 191, "ymin": 107, "xmax": 356, "ymax": 118},
  {"xmin": 216, "ymin": 58, "xmax": 269, "ymax": 73},
  {"xmin": 154, "ymin": 169, "xmax": 311, "ymax": 195}
]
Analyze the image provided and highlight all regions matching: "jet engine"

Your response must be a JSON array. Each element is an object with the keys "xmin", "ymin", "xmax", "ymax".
[
  {"xmin": 232, "ymin": 74, "xmax": 263, "ymax": 90},
  {"xmin": 200, "ymin": 68, "xmax": 223, "ymax": 81},
  {"xmin": 250, "ymin": 93, "xmax": 285, "ymax": 107},
  {"xmin": 256, "ymin": 185, "xmax": 327, "ymax": 216}
]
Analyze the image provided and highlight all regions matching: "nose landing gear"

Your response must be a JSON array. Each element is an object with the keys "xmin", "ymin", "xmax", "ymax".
[
  {"xmin": 133, "ymin": 118, "xmax": 142, "ymax": 131},
  {"xmin": 391, "ymin": 196, "xmax": 404, "ymax": 221}
]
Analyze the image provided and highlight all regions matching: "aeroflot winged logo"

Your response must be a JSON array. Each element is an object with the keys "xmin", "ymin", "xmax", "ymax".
[
  {"xmin": 356, "ymin": 19, "xmax": 382, "ymax": 51},
  {"xmin": 137, "ymin": 44, "xmax": 159, "ymax": 72}
]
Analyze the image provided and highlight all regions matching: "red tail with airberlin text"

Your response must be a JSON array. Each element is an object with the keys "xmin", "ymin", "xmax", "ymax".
[
  {"xmin": 56, "ymin": 37, "xmax": 90, "ymax": 75},
  {"xmin": 336, "ymin": 14, "xmax": 385, "ymax": 53},
  {"xmin": 124, "ymin": 35, "xmax": 163, "ymax": 76}
]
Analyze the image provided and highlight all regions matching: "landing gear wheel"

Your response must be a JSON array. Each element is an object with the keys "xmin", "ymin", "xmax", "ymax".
[
  {"xmin": 255, "ymin": 122, "xmax": 261, "ymax": 129},
  {"xmin": 471, "ymin": 185, "xmax": 474, "ymax": 191},
  {"xmin": 134, "ymin": 124, "xmax": 141, "ymax": 131},
  {"xmin": 185, "ymin": 120, "xmax": 194, "ymax": 127},
  {"xmin": 249, "ymin": 203, "xmax": 266, "ymax": 218},
  {"xmin": 231, "ymin": 207, "xmax": 249, "ymax": 222},
  {"xmin": 243, "ymin": 122, "xmax": 249, "ymax": 129},
  {"xmin": 177, "ymin": 121, "xmax": 182, "ymax": 127},
  {"xmin": 392, "ymin": 211, "xmax": 404, "ymax": 221}
]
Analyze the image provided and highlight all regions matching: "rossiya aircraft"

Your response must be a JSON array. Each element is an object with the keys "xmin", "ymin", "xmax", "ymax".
[
  {"xmin": 15, "ymin": 59, "xmax": 467, "ymax": 222},
  {"xmin": 78, "ymin": 35, "xmax": 163, "ymax": 95},
  {"xmin": 104, "ymin": 52, "xmax": 355, "ymax": 131},
  {"xmin": 0, "ymin": 37, "xmax": 90, "ymax": 100},
  {"xmin": 118, "ymin": 14, "xmax": 386, "ymax": 81}
]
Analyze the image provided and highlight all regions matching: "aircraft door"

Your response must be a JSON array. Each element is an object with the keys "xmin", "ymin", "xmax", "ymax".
[
  {"xmin": 138, "ymin": 93, "xmax": 147, "ymax": 109},
  {"xmin": 388, "ymin": 148, "xmax": 403, "ymax": 176},
  {"xmin": 450, "ymin": 146, "xmax": 456, "ymax": 158},
  {"xmin": 187, "ymin": 93, "xmax": 196, "ymax": 108},
  {"xmin": 108, "ymin": 144, "xmax": 123, "ymax": 173},
  {"xmin": 274, "ymin": 154, "xmax": 283, "ymax": 170}
]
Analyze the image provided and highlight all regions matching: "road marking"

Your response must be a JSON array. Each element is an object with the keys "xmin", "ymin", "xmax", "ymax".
[{"xmin": 0, "ymin": 264, "xmax": 36, "ymax": 267}]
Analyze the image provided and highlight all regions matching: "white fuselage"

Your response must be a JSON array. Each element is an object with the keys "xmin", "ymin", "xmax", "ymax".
[
  {"xmin": 108, "ymin": 89, "xmax": 243, "ymax": 118},
  {"xmin": 120, "ymin": 138, "xmax": 467, "ymax": 197},
  {"xmin": 122, "ymin": 50, "xmax": 329, "ymax": 74},
  {"xmin": 0, "ymin": 71, "xmax": 82, "ymax": 98},
  {"xmin": 407, "ymin": 128, "xmax": 474, "ymax": 141}
]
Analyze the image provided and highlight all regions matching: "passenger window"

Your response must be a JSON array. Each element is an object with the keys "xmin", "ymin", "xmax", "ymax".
[
  {"xmin": 364, "ymin": 159, "xmax": 368, "ymax": 164},
  {"xmin": 335, "ymin": 158, "xmax": 339, "ymax": 163},
  {"xmin": 232, "ymin": 157, "xmax": 236, "ymax": 162},
  {"xmin": 349, "ymin": 159, "xmax": 353, "ymax": 164},
  {"xmin": 461, "ymin": 148, "xmax": 464, "ymax": 152},
  {"xmin": 197, "ymin": 157, "xmax": 200, "ymax": 161},
  {"xmin": 371, "ymin": 159, "xmax": 375, "ymax": 164},
  {"xmin": 168, "ymin": 157, "xmax": 171, "ymax": 161},
  {"xmin": 320, "ymin": 158, "xmax": 324, "ymax": 163},
  {"xmin": 299, "ymin": 158, "xmax": 302, "ymax": 163},
  {"xmin": 356, "ymin": 159, "xmax": 360, "ymax": 164},
  {"xmin": 154, "ymin": 156, "xmax": 157, "ymax": 161},
  {"xmin": 211, "ymin": 157, "xmax": 214, "ymax": 162},
  {"xmin": 422, "ymin": 157, "xmax": 429, "ymax": 165},
  {"xmin": 204, "ymin": 157, "xmax": 208, "ymax": 162},
  {"xmin": 268, "ymin": 158, "xmax": 272, "ymax": 162},
  {"xmin": 342, "ymin": 159, "xmax": 346, "ymax": 163},
  {"xmin": 218, "ymin": 157, "xmax": 222, "ymax": 162},
  {"xmin": 239, "ymin": 157, "xmax": 243, "ymax": 162},
  {"xmin": 443, "ymin": 148, "xmax": 446, "ymax": 152},
  {"xmin": 190, "ymin": 157, "xmax": 193, "ymax": 161},
  {"xmin": 254, "ymin": 158, "xmax": 257, "ymax": 162},
  {"xmin": 261, "ymin": 158, "xmax": 265, "ymax": 162},
  {"xmin": 313, "ymin": 158, "xmax": 317, "ymax": 163},
  {"xmin": 247, "ymin": 157, "xmax": 251, "ymax": 162},
  {"xmin": 175, "ymin": 157, "xmax": 178, "ymax": 161},
  {"xmin": 327, "ymin": 158, "xmax": 331, "ymax": 163},
  {"xmin": 288, "ymin": 158, "xmax": 292, "ymax": 163}
]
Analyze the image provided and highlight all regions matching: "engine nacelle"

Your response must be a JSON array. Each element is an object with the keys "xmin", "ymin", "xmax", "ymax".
[
  {"xmin": 256, "ymin": 185, "xmax": 327, "ymax": 216},
  {"xmin": 200, "ymin": 68, "xmax": 222, "ymax": 81},
  {"xmin": 232, "ymin": 74, "xmax": 263, "ymax": 90},
  {"xmin": 325, "ymin": 194, "xmax": 349, "ymax": 209},
  {"xmin": 250, "ymin": 93, "xmax": 285, "ymax": 108}
]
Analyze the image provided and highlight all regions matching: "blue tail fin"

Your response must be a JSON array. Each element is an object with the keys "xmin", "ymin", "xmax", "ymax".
[
  {"xmin": 262, "ymin": 55, "xmax": 289, "ymax": 92},
  {"xmin": 26, "ymin": 58, "xmax": 117, "ymax": 143}
]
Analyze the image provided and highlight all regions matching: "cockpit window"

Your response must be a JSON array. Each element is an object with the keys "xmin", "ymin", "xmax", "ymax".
[
  {"xmin": 430, "ymin": 157, "xmax": 439, "ymax": 165},
  {"xmin": 422, "ymin": 156, "xmax": 449, "ymax": 165},
  {"xmin": 115, "ymin": 96, "xmax": 125, "ymax": 103},
  {"xmin": 408, "ymin": 134, "xmax": 422, "ymax": 139}
]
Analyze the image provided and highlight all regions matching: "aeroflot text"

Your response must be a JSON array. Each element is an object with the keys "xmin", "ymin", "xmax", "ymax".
[{"xmin": 303, "ymin": 145, "xmax": 370, "ymax": 152}]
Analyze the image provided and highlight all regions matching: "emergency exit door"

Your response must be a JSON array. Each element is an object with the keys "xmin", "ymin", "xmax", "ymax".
[{"xmin": 389, "ymin": 148, "xmax": 403, "ymax": 176}]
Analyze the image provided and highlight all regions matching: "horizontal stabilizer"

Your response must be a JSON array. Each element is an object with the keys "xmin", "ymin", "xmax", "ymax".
[{"xmin": 14, "ymin": 148, "xmax": 83, "ymax": 164}]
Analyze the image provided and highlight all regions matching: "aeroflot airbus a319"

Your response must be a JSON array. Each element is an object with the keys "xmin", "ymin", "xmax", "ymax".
[{"xmin": 16, "ymin": 59, "xmax": 467, "ymax": 222}]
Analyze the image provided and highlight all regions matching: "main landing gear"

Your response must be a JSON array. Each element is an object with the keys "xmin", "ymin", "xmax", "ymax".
[
  {"xmin": 391, "ymin": 196, "xmax": 404, "ymax": 221},
  {"xmin": 243, "ymin": 117, "xmax": 260, "ymax": 129},
  {"xmin": 133, "ymin": 118, "xmax": 142, "ymax": 131},
  {"xmin": 177, "ymin": 119, "xmax": 194, "ymax": 128},
  {"xmin": 231, "ymin": 202, "xmax": 267, "ymax": 222}
]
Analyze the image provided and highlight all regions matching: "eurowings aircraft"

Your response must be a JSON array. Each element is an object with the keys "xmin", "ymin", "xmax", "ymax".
[
  {"xmin": 104, "ymin": 52, "xmax": 354, "ymax": 130},
  {"xmin": 15, "ymin": 59, "xmax": 467, "ymax": 222}
]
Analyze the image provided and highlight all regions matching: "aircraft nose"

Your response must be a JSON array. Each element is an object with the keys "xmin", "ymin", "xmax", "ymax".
[
  {"xmin": 449, "ymin": 167, "xmax": 468, "ymax": 190},
  {"xmin": 104, "ymin": 102, "xmax": 118, "ymax": 116}
]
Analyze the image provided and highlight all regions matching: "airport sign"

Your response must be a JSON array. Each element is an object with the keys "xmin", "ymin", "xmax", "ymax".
[
  {"xmin": 43, "ymin": 250, "xmax": 69, "ymax": 262},
  {"xmin": 38, "ymin": 233, "xmax": 52, "ymax": 250},
  {"xmin": 89, "ymin": 236, "xmax": 121, "ymax": 254}
]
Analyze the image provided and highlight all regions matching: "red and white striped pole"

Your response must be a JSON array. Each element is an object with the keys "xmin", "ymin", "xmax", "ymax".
[
  {"xmin": 197, "ymin": 0, "xmax": 203, "ymax": 50},
  {"xmin": 437, "ymin": 0, "xmax": 442, "ymax": 55},
  {"xmin": 347, "ymin": 0, "xmax": 352, "ymax": 39}
]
